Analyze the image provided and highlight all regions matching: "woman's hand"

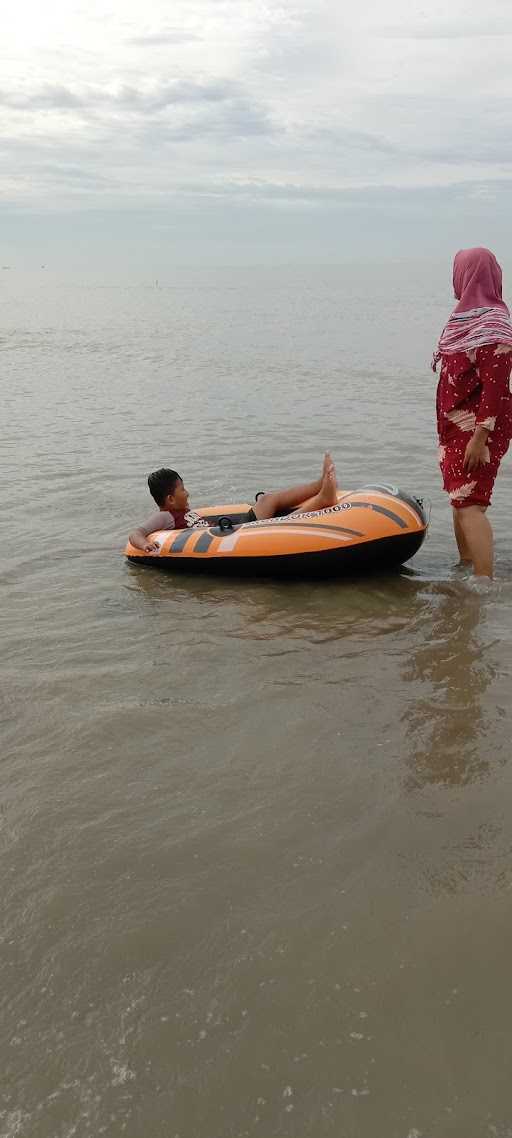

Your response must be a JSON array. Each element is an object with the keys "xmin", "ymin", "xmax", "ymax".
[{"xmin": 463, "ymin": 428, "xmax": 489, "ymax": 472}]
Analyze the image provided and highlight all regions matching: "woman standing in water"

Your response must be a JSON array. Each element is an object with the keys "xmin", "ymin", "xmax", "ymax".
[{"xmin": 434, "ymin": 247, "xmax": 512, "ymax": 578}]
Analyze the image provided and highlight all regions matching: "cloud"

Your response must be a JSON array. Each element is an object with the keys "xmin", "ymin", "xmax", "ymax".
[
  {"xmin": 0, "ymin": 79, "xmax": 243, "ymax": 113},
  {"xmin": 0, "ymin": 78, "xmax": 276, "ymax": 144},
  {"xmin": 378, "ymin": 19, "xmax": 512, "ymax": 39},
  {"xmin": 112, "ymin": 80, "xmax": 240, "ymax": 112},
  {"xmin": 168, "ymin": 177, "xmax": 512, "ymax": 212},
  {"xmin": 309, "ymin": 127, "xmax": 398, "ymax": 157},
  {"xmin": 131, "ymin": 97, "xmax": 275, "ymax": 142},
  {"xmin": 2, "ymin": 0, "xmax": 512, "ymax": 235},
  {"xmin": 126, "ymin": 30, "xmax": 201, "ymax": 46},
  {"xmin": 0, "ymin": 84, "xmax": 84, "ymax": 110}
]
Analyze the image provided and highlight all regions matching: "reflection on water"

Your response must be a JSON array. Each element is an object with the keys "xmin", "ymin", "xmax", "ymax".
[
  {"xmin": 403, "ymin": 585, "xmax": 492, "ymax": 787},
  {"xmin": 126, "ymin": 559, "xmax": 428, "ymax": 639}
]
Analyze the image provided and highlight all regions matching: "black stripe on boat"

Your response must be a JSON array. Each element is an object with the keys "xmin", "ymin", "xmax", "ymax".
[
  {"xmin": 244, "ymin": 521, "xmax": 365, "ymax": 538},
  {"xmin": 207, "ymin": 520, "xmax": 365, "ymax": 539},
  {"xmin": 194, "ymin": 530, "xmax": 216, "ymax": 553},
  {"xmin": 358, "ymin": 487, "xmax": 427, "ymax": 526},
  {"xmin": 346, "ymin": 502, "xmax": 408, "ymax": 529},
  {"xmin": 171, "ymin": 528, "xmax": 196, "ymax": 553}
]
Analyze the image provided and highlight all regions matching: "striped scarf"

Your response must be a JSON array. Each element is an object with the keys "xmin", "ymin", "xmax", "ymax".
[{"xmin": 432, "ymin": 305, "xmax": 512, "ymax": 371}]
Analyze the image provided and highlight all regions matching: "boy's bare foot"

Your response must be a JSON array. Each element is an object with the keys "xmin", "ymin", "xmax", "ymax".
[
  {"xmin": 322, "ymin": 451, "xmax": 332, "ymax": 479},
  {"xmin": 316, "ymin": 461, "xmax": 338, "ymax": 508}
]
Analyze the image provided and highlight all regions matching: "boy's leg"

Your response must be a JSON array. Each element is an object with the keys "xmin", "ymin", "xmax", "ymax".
[
  {"xmin": 253, "ymin": 454, "xmax": 334, "ymax": 520},
  {"xmin": 291, "ymin": 461, "xmax": 338, "ymax": 514},
  {"xmin": 253, "ymin": 457, "xmax": 338, "ymax": 520}
]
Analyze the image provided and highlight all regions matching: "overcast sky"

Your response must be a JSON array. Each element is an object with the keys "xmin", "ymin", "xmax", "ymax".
[{"xmin": 2, "ymin": 0, "xmax": 512, "ymax": 269}]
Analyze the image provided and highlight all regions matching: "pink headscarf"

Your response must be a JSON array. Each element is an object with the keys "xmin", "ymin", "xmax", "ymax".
[
  {"xmin": 452, "ymin": 247, "xmax": 508, "ymax": 313},
  {"xmin": 433, "ymin": 246, "xmax": 512, "ymax": 369}
]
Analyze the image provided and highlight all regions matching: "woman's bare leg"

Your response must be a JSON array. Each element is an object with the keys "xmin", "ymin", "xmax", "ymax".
[
  {"xmin": 454, "ymin": 505, "xmax": 493, "ymax": 578},
  {"xmin": 253, "ymin": 453, "xmax": 334, "ymax": 520},
  {"xmin": 452, "ymin": 508, "xmax": 472, "ymax": 564}
]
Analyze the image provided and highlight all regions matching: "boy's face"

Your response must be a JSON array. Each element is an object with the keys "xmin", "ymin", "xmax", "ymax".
[{"xmin": 165, "ymin": 478, "xmax": 190, "ymax": 512}]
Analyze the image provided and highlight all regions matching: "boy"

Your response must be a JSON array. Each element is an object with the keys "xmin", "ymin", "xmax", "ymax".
[{"xmin": 129, "ymin": 455, "xmax": 338, "ymax": 553}]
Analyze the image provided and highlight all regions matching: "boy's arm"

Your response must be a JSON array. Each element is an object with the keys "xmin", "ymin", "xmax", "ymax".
[
  {"xmin": 129, "ymin": 528, "xmax": 159, "ymax": 553},
  {"xmin": 128, "ymin": 511, "xmax": 175, "ymax": 552}
]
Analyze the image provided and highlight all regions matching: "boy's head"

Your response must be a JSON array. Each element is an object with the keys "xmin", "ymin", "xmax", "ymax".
[{"xmin": 148, "ymin": 468, "xmax": 189, "ymax": 512}]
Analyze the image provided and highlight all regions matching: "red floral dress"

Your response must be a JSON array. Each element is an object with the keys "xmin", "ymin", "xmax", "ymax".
[{"xmin": 436, "ymin": 344, "xmax": 512, "ymax": 507}]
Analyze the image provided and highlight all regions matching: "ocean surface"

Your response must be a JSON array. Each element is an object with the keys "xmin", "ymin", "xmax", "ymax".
[{"xmin": 2, "ymin": 265, "xmax": 512, "ymax": 1138}]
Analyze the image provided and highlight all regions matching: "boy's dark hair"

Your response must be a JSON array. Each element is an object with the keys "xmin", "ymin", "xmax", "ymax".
[{"xmin": 148, "ymin": 468, "xmax": 182, "ymax": 508}]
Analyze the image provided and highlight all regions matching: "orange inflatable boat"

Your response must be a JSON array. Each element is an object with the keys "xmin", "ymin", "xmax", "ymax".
[{"xmin": 124, "ymin": 484, "xmax": 428, "ymax": 577}]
